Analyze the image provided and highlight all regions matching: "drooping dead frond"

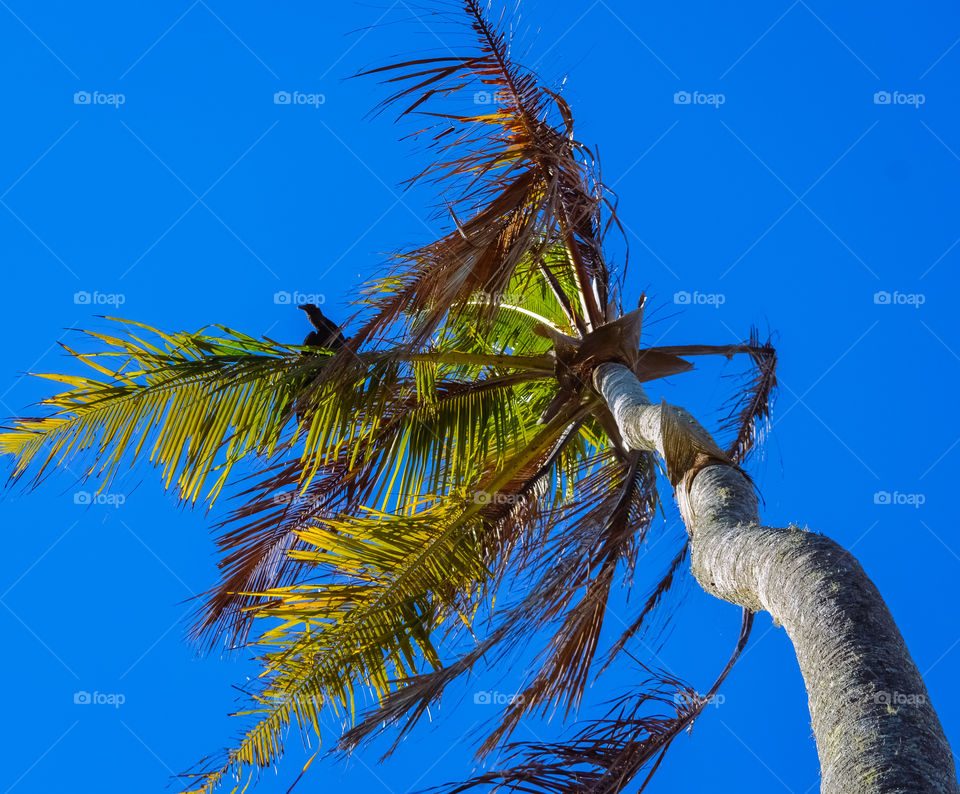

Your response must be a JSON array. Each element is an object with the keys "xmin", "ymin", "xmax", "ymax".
[
  {"xmin": 434, "ymin": 611, "xmax": 754, "ymax": 794},
  {"xmin": 718, "ymin": 329, "xmax": 778, "ymax": 465},
  {"xmin": 434, "ymin": 676, "xmax": 693, "ymax": 794},
  {"xmin": 350, "ymin": 0, "xmax": 615, "ymax": 346},
  {"xmin": 602, "ymin": 543, "xmax": 689, "ymax": 672},
  {"xmin": 634, "ymin": 335, "xmax": 778, "ymax": 466},
  {"xmin": 477, "ymin": 451, "xmax": 658, "ymax": 753}
]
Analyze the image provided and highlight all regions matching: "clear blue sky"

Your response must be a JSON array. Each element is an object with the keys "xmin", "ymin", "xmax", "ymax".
[{"xmin": 1, "ymin": 1, "xmax": 959, "ymax": 792}]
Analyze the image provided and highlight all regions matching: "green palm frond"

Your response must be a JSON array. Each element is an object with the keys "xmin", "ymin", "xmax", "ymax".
[
  {"xmin": 193, "ymin": 253, "xmax": 587, "ymax": 646},
  {"xmin": 192, "ymin": 371, "xmax": 550, "ymax": 646},
  {"xmin": 336, "ymin": 446, "xmax": 659, "ymax": 757},
  {"xmin": 184, "ymin": 500, "xmax": 477, "ymax": 794},
  {"xmin": 0, "ymin": 320, "xmax": 321, "ymax": 503},
  {"xmin": 0, "ymin": 309, "xmax": 568, "ymax": 650},
  {"xmin": 184, "ymin": 405, "xmax": 594, "ymax": 794},
  {"xmin": 436, "ymin": 254, "xmax": 581, "ymax": 357}
]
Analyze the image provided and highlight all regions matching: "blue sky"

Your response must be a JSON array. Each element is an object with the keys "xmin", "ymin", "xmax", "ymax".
[{"xmin": 1, "ymin": 1, "xmax": 959, "ymax": 792}]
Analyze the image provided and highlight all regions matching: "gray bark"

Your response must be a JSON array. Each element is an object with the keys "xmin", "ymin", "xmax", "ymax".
[{"xmin": 594, "ymin": 362, "xmax": 958, "ymax": 794}]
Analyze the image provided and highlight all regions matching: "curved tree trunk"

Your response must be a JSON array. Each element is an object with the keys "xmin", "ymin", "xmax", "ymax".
[{"xmin": 594, "ymin": 362, "xmax": 959, "ymax": 794}]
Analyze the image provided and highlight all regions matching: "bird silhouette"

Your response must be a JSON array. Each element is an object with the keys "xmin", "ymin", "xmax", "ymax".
[{"xmin": 298, "ymin": 303, "xmax": 346, "ymax": 349}]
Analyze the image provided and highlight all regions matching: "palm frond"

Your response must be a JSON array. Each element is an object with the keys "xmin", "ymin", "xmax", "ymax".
[
  {"xmin": 602, "ymin": 544, "xmax": 689, "ymax": 672},
  {"xmin": 432, "ymin": 670, "xmax": 704, "ymax": 794},
  {"xmin": 0, "ymin": 320, "xmax": 319, "ymax": 504},
  {"xmin": 478, "ymin": 451, "xmax": 657, "ymax": 753},
  {"xmin": 336, "ymin": 446, "xmax": 661, "ymax": 759},
  {"xmin": 195, "ymin": 361, "xmax": 559, "ymax": 647},
  {"xmin": 719, "ymin": 330, "xmax": 778, "ymax": 464},
  {"xmin": 183, "ymin": 405, "xmax": 594, "ymax": 793},
  {"xmin": 350, "ymin": 2, "xmax": 614, "ymax": 347},
  {"xmin": 435, "ymin": 610, "xmax": 754, "ymax": 794}
]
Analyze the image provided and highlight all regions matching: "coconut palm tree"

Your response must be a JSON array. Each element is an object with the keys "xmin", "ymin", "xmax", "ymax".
[{"xmin": 2, "ymin": 3, "xmax": 956, "ymax": 793}]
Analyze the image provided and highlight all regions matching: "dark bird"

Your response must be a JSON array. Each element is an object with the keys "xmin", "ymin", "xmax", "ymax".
[{"xmin": 298, "ymin": 303, "xmax": 346, "ymax": 349}]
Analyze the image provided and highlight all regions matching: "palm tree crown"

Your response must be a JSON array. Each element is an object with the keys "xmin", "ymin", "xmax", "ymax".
[{"xmin": 1, "ymin": 3, "xmax": 776, "ymax": 792}]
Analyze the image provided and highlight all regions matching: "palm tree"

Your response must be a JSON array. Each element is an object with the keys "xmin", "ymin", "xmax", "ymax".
[{"xmin": 2, "ymin": 3, "xmax": 956, "ymax": 793}]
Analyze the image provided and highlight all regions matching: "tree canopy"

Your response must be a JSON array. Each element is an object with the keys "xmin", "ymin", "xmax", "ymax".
[{"xmin": 1, "ymin": 3, "xmax": 777, "ymax": 792}]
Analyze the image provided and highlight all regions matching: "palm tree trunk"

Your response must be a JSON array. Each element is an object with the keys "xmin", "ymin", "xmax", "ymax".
[{"xmin": 594, "ymin": 362, "xmax": 959, "ymax": 794}]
